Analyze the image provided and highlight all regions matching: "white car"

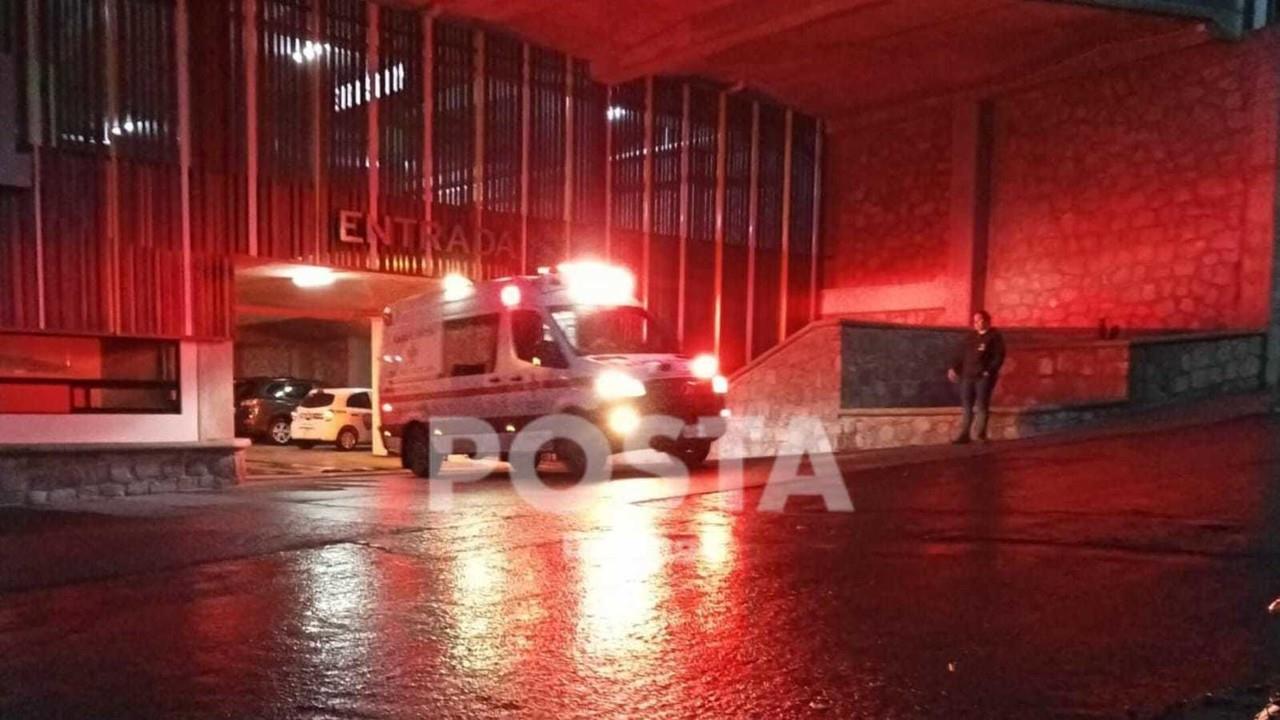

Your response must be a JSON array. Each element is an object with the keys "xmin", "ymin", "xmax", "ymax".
[{"xmin": 290, "ymin": 388, "xmax": 374, "ymax": 451}]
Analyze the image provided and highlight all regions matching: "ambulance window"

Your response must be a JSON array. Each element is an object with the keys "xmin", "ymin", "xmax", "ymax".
[
  {"xmin": 346, "ymin": 392, "xmax": 371, "ymax": 409},
  {"xmin": 512, "ymin": 311, "xmax": 566, "ymax": 368},
  {"xmin": 443, "ymin": 315, "xmax": 499, "ymax": 376}
]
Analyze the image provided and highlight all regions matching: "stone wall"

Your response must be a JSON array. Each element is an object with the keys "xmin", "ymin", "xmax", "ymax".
[
  {"xmin": 721, "ymin": 322, "xmax": 846, "ymax": 457},
  {"xmin": 987, "ymin": 39, "xmax": 1278, "ymax": 330},
  {"xmin": 819, "ymin": 35, "xmax": 1279, "ymax": 333},
  {"xmin": 1129, "ymin": 333, "xmax": 1264, "ymax": 404},
  {"xmin": 841, "ymin": 406, "xmax": 1118, "ymax": 450},
  {"xmin": 997, "ymin": 339, "xmax": 1129, "ymax": 406},
  {"xmin": 235, "ymin": 320, "xmax": 368, "ymax": 387},
  {"xmin": 841, "ymin": 308, "xmax": 949, "ymax": 327},
  {"xmin": 842, "ymin": 325, "xmax": 965, "ymax": 408},
  {"xmin": 824, "ymin": 108, "xmax": 954, "ymax": 289},
  {"xmin": 724, "ymin": 321, "xmax": 1267, "ymax": 456},
  {"xmin": 840, "ymin": 323, "xmax": 1131, "ymax": 409},
  {"xmin": 840, "ymin": 331, "xmax": 1265, "ymax": 450},
  {"xmin": 0, "ymin": 443, "xmax": 245, "ymax": 506}
]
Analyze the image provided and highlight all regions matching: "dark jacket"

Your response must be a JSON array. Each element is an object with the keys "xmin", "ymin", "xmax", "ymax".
[{"xmin": 951, "ymin": 329, "xmax": 1005, "ymax": 380}]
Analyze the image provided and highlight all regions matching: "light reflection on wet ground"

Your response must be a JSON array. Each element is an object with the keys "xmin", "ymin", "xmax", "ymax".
[{"xmin": 1, "ymin": 417, "xmax": 1279, "ymax": 718}]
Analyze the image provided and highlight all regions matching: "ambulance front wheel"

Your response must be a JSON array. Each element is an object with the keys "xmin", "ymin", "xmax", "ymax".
[
  {"xmin": 404, "ymin": 425, "xmax": 443, "ymax": 479},
  {"xmin": 556, "ymin": 440, "xmax": 590, "ymax": 480}
]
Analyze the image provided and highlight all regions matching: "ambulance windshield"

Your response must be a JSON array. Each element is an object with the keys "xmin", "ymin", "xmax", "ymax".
[{"xmin": 550, "ymin": 305, "xmax": 676, "ymax": 355}]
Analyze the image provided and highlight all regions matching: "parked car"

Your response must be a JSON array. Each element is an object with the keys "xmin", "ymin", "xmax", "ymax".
[
  {"xmin": 234, "ymin": 377, "xmax": 324, "ymax": 445},
  {"xmin": 290, "ymin": 388, "xmax": 374, "ymax": 451}
]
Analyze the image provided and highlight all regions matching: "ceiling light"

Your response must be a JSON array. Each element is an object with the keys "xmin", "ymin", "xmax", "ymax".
[{"xmin": 290, "ymin": 267, "xmax": 336, "ymax": 288}]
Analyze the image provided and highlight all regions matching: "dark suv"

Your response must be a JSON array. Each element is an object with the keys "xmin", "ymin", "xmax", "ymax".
[{"xmin": 234, "ymin": 377, "xmax": 324, "ymax": 445}]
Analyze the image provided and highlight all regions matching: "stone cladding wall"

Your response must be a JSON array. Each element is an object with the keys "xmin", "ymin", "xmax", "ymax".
[{"xmin": 0, "ymin": 445, "xmax": 245, "ymax": 505}]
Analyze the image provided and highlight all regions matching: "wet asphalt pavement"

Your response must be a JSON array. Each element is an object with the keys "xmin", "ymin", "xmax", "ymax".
[{"xmin": 2, "ymin": 417, "xmax": 1280, "ymax": 719}]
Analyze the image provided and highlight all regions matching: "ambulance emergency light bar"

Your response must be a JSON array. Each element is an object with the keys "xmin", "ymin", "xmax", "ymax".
[
  {"xmin": 439, "ymin": 261, "xmax": 637, "ymax": 307},
  {"xmin": 554, "ymin": 261, "xmax": 636, "ymax": 306}
]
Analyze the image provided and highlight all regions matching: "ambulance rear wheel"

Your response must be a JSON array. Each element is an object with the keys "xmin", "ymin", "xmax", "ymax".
[
  {"xmin": 404, "ymin": 425, "xmax": 442, "ymax": 479},
  {"xmin": 676, "ymin": 440, "xmax": 712, "ymax": 470},
  {"xmin": 557, "ymin": 441, "xmax": 589, "ymax": 480}
]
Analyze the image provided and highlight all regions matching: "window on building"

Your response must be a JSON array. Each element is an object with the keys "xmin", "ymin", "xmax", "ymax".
[
  {"xmin": 609, "ymin": 80, "xmax": 645, "ymax": 232},
  {"xmin": 0, "ymin": 334, "xmax": 180, "ymax": 414},
  {"xmin": 433, "ymin": 20, "xmax": 474, "ymax": 206},
  {"xmin": 442, "ymin": 314, "xmax": 498, "ymax": 376},
  {"xmin": 0, "ymin": 0, "xmax": 17, "ymax": 54},
  {"xmin": 259, "ymin": 0, "xmax": 314, "ymax": 179},
  {"xmin": 651, "ymin": 78, "xmax": 682, "ymax": 237},
  {"xmin": 323, "ymin": 0, "xmax": 368, "ymax": 177},
  {"xmin": 528, "ymin": 46, "xmax": 565, "ymax": 220},
  {"xmin": 484, "ymin": 32, "xmax": 522, "ymax": 213},
  {"xmin": 571, "ymin": 61, "xmax": 605, "ymax": 230},
  {"xmin": 39, "ymin": 0, "xmax": 177, "ymax": 157},
  {"xmin": 378, "ymin": 5, "xmax": 424, "ymax": 209},
  {"xmin": 723, "ymin": 96, "xmax": 752, "ymax": 247}
]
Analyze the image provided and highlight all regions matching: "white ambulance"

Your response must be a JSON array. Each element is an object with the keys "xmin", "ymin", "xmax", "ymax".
[{"xmin": 378, "ymin": 261, "xmax": 729, "ymax": 478}]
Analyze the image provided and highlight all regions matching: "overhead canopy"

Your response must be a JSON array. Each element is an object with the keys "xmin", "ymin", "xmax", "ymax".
[
  {"xmin": 235, "ymin": 260, "xmax": 439, "ymax": 322},
  {"xmin": 425, "ymin": 0, "xmax": 1210, "ymax": 117}
]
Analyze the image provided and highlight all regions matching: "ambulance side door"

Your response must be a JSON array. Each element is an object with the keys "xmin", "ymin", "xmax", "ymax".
[
  {"xmin": 504, "ymin": 309, "xmax": 575, "ymax": 429},
  {"xmin": 434, "ymin": 313, "xmax": 504, "ymax": 437}
]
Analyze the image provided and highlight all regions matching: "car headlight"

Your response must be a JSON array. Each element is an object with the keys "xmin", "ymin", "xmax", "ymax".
[
  {"xmin": 711, "ymin": 375, "xmax": 729, "ymax": 394},
  {"xmin": 595, "ymin": 370, "xmax": 647, "ymax": 399}
]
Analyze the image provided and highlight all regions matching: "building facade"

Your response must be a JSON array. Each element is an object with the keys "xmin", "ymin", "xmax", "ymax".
[{"xmin": 0, "ymin": 0, "xmax": 823, "ymax": 453}]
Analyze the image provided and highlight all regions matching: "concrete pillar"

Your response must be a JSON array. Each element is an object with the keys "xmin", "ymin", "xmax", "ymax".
[
  {"xmin": 370, "ymin": 316, "xmax": 388, "ymax": 456},
  {"xmin": 196, "ymin": 341, "xmax": 235, "ymax": 441},
  {"xmin": 1250, "ymin": 59, "xmax": 1280, "ymax": 400},
  {"xmin": 1266, "ymin": 195, "xmax": 1280, "ymax": 397},
  {"xmin": 944, "ymin": 98, "xmax": 995, "ymax": 326},
  {"xmin": 347, "ymin": 333, "xmax": 372, "ymax": 387}
]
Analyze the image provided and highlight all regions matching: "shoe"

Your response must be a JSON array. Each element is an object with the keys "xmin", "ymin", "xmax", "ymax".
[{"xmin": 951, "ymin": 436, "xmax": 971, "ymax": 445}]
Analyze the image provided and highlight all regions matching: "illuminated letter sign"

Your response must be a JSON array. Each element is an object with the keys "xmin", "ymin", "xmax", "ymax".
[
  {"xmin": 335, "ymin": 210, "xmax": 517, "ymax": 263},
  {"xmin": 338, "ymin": 210, "xmax": 363, "ymax": 244}
]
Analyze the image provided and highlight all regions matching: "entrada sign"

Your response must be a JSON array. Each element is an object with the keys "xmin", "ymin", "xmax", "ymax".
[{"xmin": 338, "ymin": 210, "xmax": 518, "ymax": 260}]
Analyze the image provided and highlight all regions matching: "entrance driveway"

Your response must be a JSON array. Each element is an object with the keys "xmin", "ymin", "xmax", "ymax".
[
  {"xmin": 1, "ymin": 417, "xmax": 1278, "ymax": 718},
  {"xmin": 245, "ymin": 443, "xmax": 402, "ymax": 477}
]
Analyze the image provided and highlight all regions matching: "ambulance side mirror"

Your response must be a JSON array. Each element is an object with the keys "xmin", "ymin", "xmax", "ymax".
[{"xmin": 532, "ymin": 340, "xmax": 568, "ymax": 369}]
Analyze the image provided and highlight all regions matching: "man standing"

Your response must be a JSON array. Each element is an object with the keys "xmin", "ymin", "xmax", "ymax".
[{"xmin": 947, "ymin": 310, "xmax": 1005, "ymax": 444}]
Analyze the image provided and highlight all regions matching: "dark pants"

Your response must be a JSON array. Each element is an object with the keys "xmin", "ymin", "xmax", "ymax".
[{"xmin": 958, "ymin": 374, "xmax": 996, "ymax": 440}]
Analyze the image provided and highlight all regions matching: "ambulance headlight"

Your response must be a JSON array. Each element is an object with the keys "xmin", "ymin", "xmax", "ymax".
[
  {"xmin": 691, "ymin": 354, "xmax": 719, "ymax": 379},
  {"xmin": 595, "ymin": 370, "xmax": 646, "ymax": 399},
  {"xmin": 711, "ymin": 375, "xmax": 729, "ymax": 394}
]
